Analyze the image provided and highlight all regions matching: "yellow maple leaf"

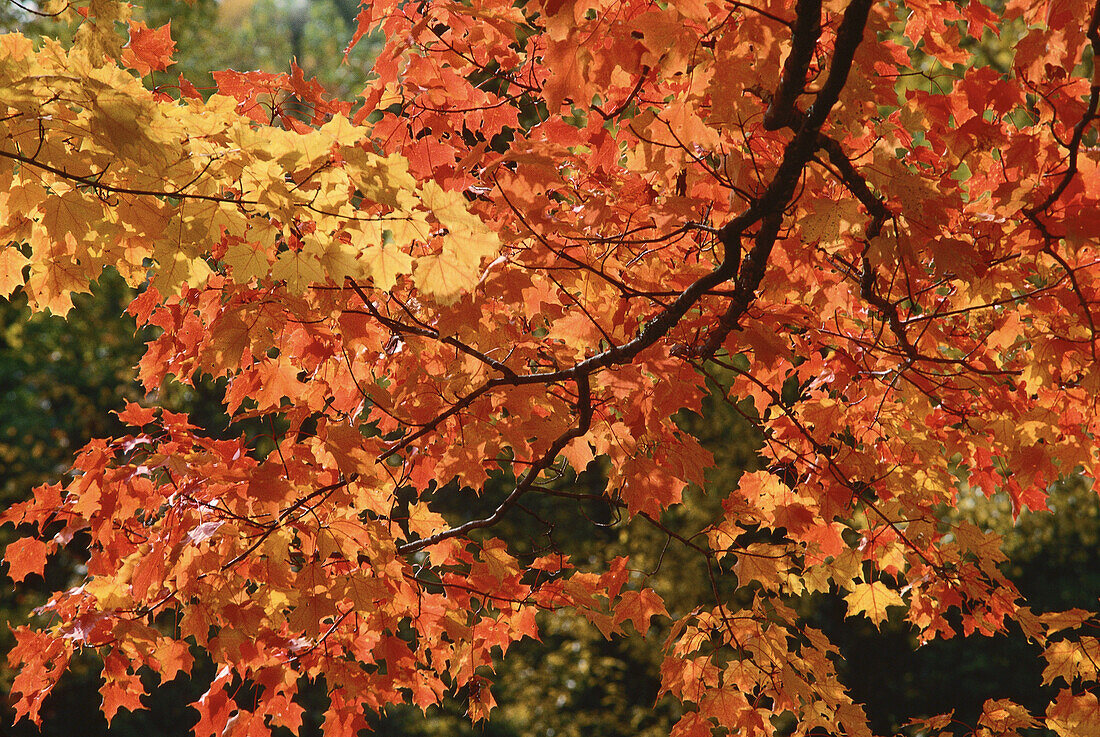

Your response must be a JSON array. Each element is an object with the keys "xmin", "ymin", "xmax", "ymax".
[
  {"xmin": 24, "ymin": 258, "xmax": 89, "ymax": 316},
  {"xmin": 733, "ymin": 542, "xmax": 791, "ymax": 590},
  {"xmin": 223, "ymin": 240, "xmax": 271, "ymax": 284},
  {"xmin": 38, "ymin": 189, "xmax": 104, "ymax": 242},
  {"xmin": 5, "ymin": 180, "xmax": 47, "ymax": 217},
  {"xmin": 361, "ymin": 243, "xmax": 413, "ymax": 292},
  {"xmin": 309, "ymin": 168, "xmax": 354, "ymax": 217},
  {"xmin": 414, "ymin": 249, "xmax": 478, "ymax": 304},
  {"xmin": 271, "ymin": 127, "xmax": 328, "ymax": 170},
  {"xmin": 272, "ymin": 245, "xmax": 325, "ymax": 294},
  {"xmin": 151, "ymin": 247, "xmax": 213, "ymax": 295},
  {"xmin": 319, "ymin": 113, "xmax": 363, "ymax": 147},
  {"xmin": 0, "ymin": 246, "xmax": 30, "ymax": 298},
  {"xmin": 341, "ymin": 149, "xmax": 419, "ymax": 210},
  {"xmin": 383, "ymin": 215, "xmax": 432, "ymax": 248},
  {"xmin": 844, "ymin": 581, "xmax": 905, "ymax": 626},
  {"xmin": 1047, "ymin": 690, "xmax": 1100, "ymax": 737},
  {"xmin": 447, "ymin": 225, "xmax": 501, "ymax": 267},
  {"xmin": 413, "ymin": 224, "xmax": 500, "ymax": 304},
  {"xmin": 314, "ymin": 233, "xmax": 366, "ymax": 284},
  {"xmin": 86, "ymin": 552, "xmax": 141, "ymax": 610},
  {"xmin": 420, "ymin": 181, "xmax": 482, "ymax": 231},
  {"xmin": 0, "ymin": 31, "xmax": 34, "ymax": 62}
]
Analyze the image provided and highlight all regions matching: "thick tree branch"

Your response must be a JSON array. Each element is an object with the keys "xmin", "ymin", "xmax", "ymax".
[
  {"xmin": 763, "ymin": 0, "xmax": 822, "ymax": 130},
  {"xmin": 385, "ymin": 0, "xmax": 878, "ymax": 558},
  {"xmin": 696, "ymin": 0, "xmax": 875, "ymax": 357}
]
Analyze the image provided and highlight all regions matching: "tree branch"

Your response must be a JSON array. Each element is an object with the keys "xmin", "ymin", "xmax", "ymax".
[{"xmin": 396, "ymin": 374, "xmax": 592, "ymax": 553}]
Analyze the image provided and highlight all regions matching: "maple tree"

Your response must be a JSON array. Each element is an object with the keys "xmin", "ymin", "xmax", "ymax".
[{"xmin": 2, "ymin": 0, "xmax": 1100, "ymax": 734}]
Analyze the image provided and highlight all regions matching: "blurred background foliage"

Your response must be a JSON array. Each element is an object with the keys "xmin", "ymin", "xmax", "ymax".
[
  {"xmin": 3, "ymin": 1, "xmax": 1100, "ymax": 736},
  {"xmin": 139, "ymin": 0, "xmax": 379, "ymax": 97}
]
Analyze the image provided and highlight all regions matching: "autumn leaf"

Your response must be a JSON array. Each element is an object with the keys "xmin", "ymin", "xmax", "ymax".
[
  {"xmin": 272, "ymin": 245, "xmax": 326, "ymax": 294},
  {"xmin": 413, "ymin": 249, "xmax": 479, "ymax": 304},
  {"xmin": 360, "ymin": 243, "xmax": 413, "ymax": 292},
  {"xmin": 121, "ymin": 20, "xmax": 176, "ymax": 76},
  {"xmin": 1039, "ymin": 608, "xmax": 1094, "ymax": 636},
  {"xmin": 4, "ymin": 537, "xmax": 48, "ymax": 583},
  {"xmin": 0, "ymin": 246, "xmax": 29, "ymax": 297},
  {"xmin": 151, "ymin": 248, "xmax": 213, "ymax": 296},
  {"xmin": 223, "ymin": 240, "xmax": 272, "ymax": 284},
  {"xmin": 844, "ymin": 581, "xmax": 906, "ymax": 627},
  {"xmin": 115, "ymin": 402, "xmax": 156, "ymax": 427},
  {"xmin": 612, "ymin": 589, "xmax": 668, "ymax": 636},
  {"xmin": 1047, "ymin": 690, "xmax": 1100, "ymax": 737},
  {"xmin": 413, "ymin": 194, "xmax": 500, "ymax": 303},
  {"xmin": 5, "ymin": 0, "xmax": 1100, "ymax": 734}
]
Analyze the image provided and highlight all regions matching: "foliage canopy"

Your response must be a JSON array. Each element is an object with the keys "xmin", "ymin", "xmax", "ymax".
[{"xmin": 3, "ymin": 0, "xmax": 1100, "ymax": 735}]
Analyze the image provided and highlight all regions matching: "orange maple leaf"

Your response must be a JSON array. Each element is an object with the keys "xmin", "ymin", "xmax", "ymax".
[
  {"xmin": 121, "ymin": 21, "xmax": 177, "ymax": 76},
  {"xmin": 4, "ymin": 537, "xmax": 48, "ymax": 583}
]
